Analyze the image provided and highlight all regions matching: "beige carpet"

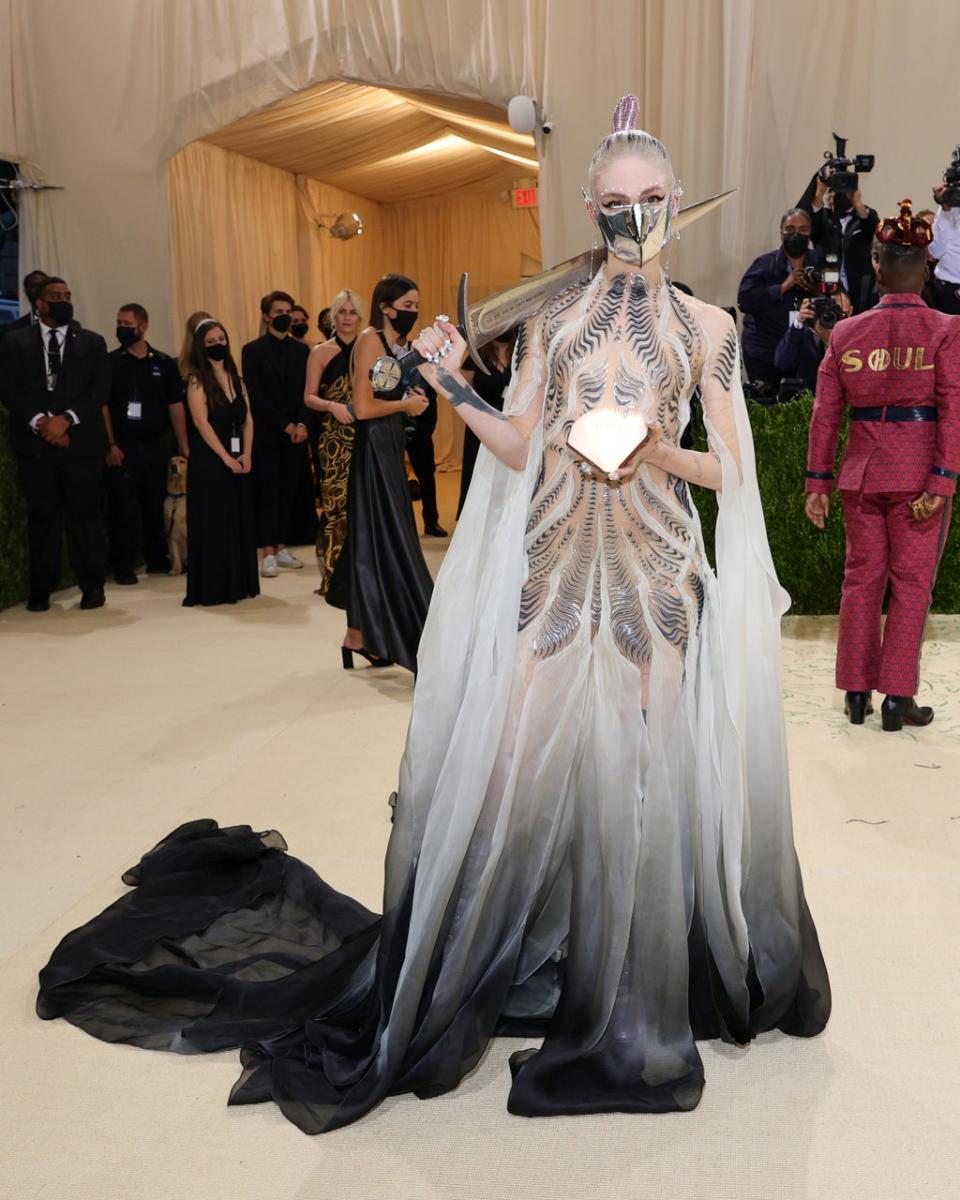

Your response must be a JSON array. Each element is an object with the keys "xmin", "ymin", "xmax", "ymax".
[{"xmin": 3, "ymin": 477, "xmax": 959, "ymax": 1200}]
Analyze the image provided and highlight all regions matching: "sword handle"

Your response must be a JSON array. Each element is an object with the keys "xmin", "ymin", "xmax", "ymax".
[
  {"xmin": 367, "ymin": 295, "xmax": 475, "ymax": 393},
  {"xmin": 369, "ymin": 325, "xmax": 467, "ymax": 400},
  {"xmin": 393, "ymin": 327, "xmax": 466, "ymax": 377}
]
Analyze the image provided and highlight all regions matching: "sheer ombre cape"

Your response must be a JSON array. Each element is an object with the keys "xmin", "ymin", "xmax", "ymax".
[{"xmin": 38, "ymin": 271, "xmax": 829, "ymax": 1134}]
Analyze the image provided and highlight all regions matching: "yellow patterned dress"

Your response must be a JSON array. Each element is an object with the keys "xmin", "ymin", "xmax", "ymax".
[{"xmin": 313, "ymin": 336, "xmax": 355, "ymax": 592}]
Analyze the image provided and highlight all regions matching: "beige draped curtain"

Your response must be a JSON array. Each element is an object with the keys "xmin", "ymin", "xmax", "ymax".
[
  {"xmin": 3, "ymin": 0, "xmax": 960, "ymax": 347},
  {"xmin": 168, "ymin": 139, "xmax": 540, "ymax": 466}
]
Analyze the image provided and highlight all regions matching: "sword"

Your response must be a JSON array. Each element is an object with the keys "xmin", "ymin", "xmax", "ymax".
[{"xmin": 370, "ymin": 188, "xmax": 736, "ymax": 395}]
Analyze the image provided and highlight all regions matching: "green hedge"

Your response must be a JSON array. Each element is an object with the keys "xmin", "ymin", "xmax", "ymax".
[
  {"xmin": 690, "ymin": 393, "xmax": 960, "ymax": 615},
  {"xmin": 0, "ymin": 409, "xmax": 29, "ymax": 608},
  {"xmin": 2, "ymin": 395, "xmax": 959, "ymax": 613}
]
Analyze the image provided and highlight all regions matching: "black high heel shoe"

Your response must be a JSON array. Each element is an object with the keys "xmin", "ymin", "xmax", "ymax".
[
  {"xmin": 341, "ymin": 646, "xmax": 395, "ymax": 669},
  {"xmin": 881, "ymin": 695, "xmax": 934, "ymax": 732},
  {"xmin": 843, "ymin": 691, "xmax": 874, "ymax": 725}
]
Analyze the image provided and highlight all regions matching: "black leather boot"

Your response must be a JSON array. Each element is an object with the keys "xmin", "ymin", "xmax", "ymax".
[
  {"xmin": 881, "ymin": 695, "xmax": 934, "ymax": 732},
  {"xmin": 844, "ymin": 691, "xmax": 874, "ymax": 725}
]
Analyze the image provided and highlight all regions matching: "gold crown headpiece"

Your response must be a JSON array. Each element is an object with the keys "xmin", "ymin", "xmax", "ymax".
[{"xmin": 876, "ymin": 199, "xmax": 933, "ymax": 247}]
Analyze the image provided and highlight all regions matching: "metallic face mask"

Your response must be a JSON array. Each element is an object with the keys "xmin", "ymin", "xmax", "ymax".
[{"xmin": 586, "ymin": 191, "xmax": 675, "ymax": 267}]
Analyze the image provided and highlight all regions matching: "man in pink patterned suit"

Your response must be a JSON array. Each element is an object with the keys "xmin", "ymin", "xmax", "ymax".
[{"xmin": 805, "ymin": 201, "xmax": 960, "ymax": 731}]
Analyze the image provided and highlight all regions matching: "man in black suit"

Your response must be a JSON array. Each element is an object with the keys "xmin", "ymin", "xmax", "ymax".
[
  {"xmin": 797, "ymin": 168, "xmax": 879, "ymax": 314},
  {"xmin": 0, "ymin": 276, "xmax": 109, "ymax": 610},
  {"xmin": 0, "ymin": 270, "xmax": 49, "ymax": 343},
  {"xmin": 241, "ymin": 290, "xmax": 313, "ymax": 577}
]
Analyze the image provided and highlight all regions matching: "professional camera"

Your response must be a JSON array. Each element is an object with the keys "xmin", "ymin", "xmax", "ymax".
[
  {"xmin": 819, "ymin": 132, "xmax": 875, "ymax": 194},
  {"xmin": 806, "ymin": 295, "xmax": 843, "ymax": 330},
  {"xmin": 942, "ymin": 145, "xmax": 960, "ymax": 208},
  {"xmin": 804, "ymin": 255, "xmax": 841, "ymax": 293}
]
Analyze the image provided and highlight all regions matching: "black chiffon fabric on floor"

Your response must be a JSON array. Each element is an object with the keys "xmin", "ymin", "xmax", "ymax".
[
  {"xmin": 37, "ymin": 817, "xmax": 829, "ymax": 1135},
  {"xmin": 183, "ymin": 392, "xmax": 259, "ymax": 607},
  {"xmin": 326, "ymin": 344, "xmax": 433, "ymax": 671}
]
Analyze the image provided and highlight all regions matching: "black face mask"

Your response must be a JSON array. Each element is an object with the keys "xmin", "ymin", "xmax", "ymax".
[
  {"xmin": 44, "ymin": 300, "xmax": 73, "ymax": 325},
  {"xmin": 782, "ymin": 232, "xmax": 809, "ymax": 258},
  {"xmin": 290, "ymin": 322, "xmax": 309, "ymax": 339},
  {"xmin": 271, "ymin": 313, "xmax": 292, "ymax": 333},
  {"xmin": 387, "ymin": 308, "xmax": 417, "ymax": 339},
  {"xmin": 116, "ymin": 326, "xmax": 140, "ymax": 347},
  {"xmin": 206, "ymin": 344, "xmax": 228, "ymax": 362}
]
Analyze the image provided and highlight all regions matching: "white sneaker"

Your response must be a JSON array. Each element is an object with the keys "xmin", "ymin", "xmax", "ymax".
[
  {"xmin": 276, "ymin": 548, "xmax": 304, "ymax": 569},
  {"xmin": 261, "ymin": 554, "xmax": 278, "ymax": 578}
]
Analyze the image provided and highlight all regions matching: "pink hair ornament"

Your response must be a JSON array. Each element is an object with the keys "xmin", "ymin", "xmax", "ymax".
[{"xmin": 611, "ymin": 94, "xmax": 640, "ymax": 134}]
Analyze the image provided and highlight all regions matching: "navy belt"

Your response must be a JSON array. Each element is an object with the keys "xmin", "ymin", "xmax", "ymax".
[{"xmin": 850, "ymin": 406, "xmax": 938, "ymax": 422}]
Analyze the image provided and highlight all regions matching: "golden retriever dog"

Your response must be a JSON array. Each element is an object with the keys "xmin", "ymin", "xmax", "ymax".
[{"xmin": 164, "ymin": 456, "xmax": 188, "ymax": 576}]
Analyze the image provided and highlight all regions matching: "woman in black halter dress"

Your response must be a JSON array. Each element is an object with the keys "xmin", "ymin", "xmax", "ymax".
[
  {"xmin": 326, "ymin": 275, "xmax": 434, "ymax": 673},
  {"xmin": 304, "ymin": 290, "xmax": 364, "ymax": 593}
]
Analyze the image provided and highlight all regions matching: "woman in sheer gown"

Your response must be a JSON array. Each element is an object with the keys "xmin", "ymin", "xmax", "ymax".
[{"xmin": 37, "ymin": 99, "xmax": 830, "ymax": 1134}]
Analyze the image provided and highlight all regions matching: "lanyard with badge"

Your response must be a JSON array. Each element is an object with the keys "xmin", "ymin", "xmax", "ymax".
[
  {"xmin": 229, "ymin": 382, "xmax": 242, "ymax": 456},
  {"xmin": 125, "ymin": 351, "xmax": 164, "ymax": 422},
  {"xmin": 126, "ymin": 351, "xmax": 143, "ymax": 421}
]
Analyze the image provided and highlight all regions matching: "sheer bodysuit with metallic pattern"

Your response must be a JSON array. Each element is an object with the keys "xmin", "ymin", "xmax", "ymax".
[{"xmin": 517, "ymin": 272, "xmax": 728, "ymax": 695}]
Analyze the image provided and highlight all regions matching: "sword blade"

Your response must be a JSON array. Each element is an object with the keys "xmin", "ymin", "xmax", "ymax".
[{"xmin": 459, "ymin": 188, "xmax": 737, "ymax": 365}]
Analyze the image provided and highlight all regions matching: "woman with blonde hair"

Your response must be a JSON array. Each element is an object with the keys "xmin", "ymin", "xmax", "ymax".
[{"xmin": 304, "ymin": 289, "xmax": 363, "ymax": 595}]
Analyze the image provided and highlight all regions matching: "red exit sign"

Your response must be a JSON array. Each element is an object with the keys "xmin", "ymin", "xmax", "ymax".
[{"xmin": 512, "ymin": 186, "xmax": 539, "ymax": 209}]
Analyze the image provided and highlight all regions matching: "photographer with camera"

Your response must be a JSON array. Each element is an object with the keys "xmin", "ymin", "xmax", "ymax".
[
  {"xmin": 929, "ymin": 148, "xmax": 960, "ymax": 315},
  {"xmin": 737, "ymin": 207, "xmax": 823, "ymax": 391},
  {"xmin": 798, "ymin": 135, "xmax": 878, "ymax": 313},
  {"xmin": 774, "ymin": 291, "xmax": 852, "ymax": 394}
]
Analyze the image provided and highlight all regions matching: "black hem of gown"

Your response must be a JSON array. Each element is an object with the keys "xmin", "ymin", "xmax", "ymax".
[{"xmin": 37, "ymin": 819, "xmax": 831, "ymax": 1136}]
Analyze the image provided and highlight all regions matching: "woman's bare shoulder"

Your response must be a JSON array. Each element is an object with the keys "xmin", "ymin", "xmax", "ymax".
[{"xmin": 309, "ymin": 338, "xmax": 338, "ymax": 364}]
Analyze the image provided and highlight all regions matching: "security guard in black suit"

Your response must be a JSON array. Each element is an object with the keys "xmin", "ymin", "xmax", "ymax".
[
  {"xmin": 0, "ymin": 276, "xmax": 109, "ymax": 610},
  {"xmin": 104, "ymin": 303, "xmax": 190, "ymax": 582}
]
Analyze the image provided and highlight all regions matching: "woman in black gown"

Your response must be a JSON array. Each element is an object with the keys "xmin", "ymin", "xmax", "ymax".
[
  {"xmin": 182, "ymin": 319, "xmax": 259, "ymax": 607},
  {"xmin": 456, "ymin": 330, "xmax": 515, "ymax": 517},
  {"xmin": 326, "ymin": 275, "xmax": 433, "ymax": 672}
]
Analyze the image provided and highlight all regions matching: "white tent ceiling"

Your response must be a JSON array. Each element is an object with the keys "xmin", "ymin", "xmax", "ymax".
[{"xmin": 204, "ymin": 81, "xmax": 539, "ymax": 203}]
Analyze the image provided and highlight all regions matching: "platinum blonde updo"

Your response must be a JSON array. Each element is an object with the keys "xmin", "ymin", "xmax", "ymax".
[{"xmin": 587, "ymin": 94, "xmax": 678, "ymax": 195}]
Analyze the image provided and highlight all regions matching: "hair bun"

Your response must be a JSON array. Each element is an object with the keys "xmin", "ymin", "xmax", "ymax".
[
  {"xmin": 876, "ymin": 199, "xmax": 933, "ymax": 248},
  {"xmin": 611, "ymin": 94, "xmax": 640, "ymax": 134}
]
